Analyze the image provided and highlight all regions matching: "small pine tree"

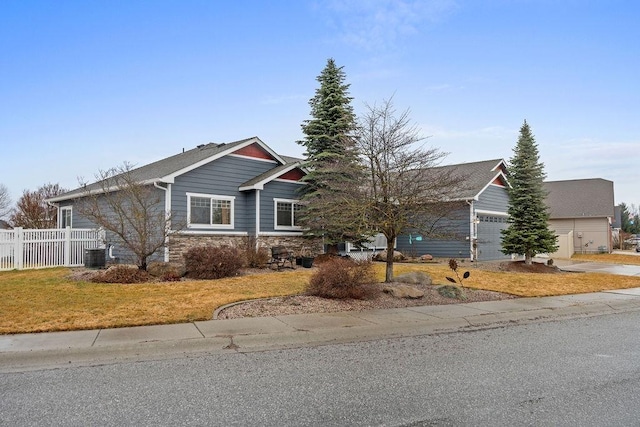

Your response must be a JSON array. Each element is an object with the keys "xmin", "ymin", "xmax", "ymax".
[
  {"xmin": 297, "ymin": 59, "xmax": 369, "ymax": 251},
  {"xmin": 501, "ymin": 120, "xmax": 558, "ymax": 264}
]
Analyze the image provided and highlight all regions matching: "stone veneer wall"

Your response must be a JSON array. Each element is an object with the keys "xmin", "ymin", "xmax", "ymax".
[{"xmin": 168, "ymin": 233, "xmax": 322, "ymax": 264}]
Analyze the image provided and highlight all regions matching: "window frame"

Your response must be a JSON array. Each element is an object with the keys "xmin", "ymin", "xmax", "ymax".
[
  {"xmin": 274, "ymin": 198, "xmax": 301, "ymax": 230},
  {"xmin": 59, "ymin": 207, "xmax": 72, "ymax": 228},
  {"xmin": 186, "ymin": 192, "xmax": 235, "ymax": 229}
]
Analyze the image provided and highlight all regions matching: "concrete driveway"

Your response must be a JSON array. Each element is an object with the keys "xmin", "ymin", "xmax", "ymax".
[{"xmin": 552, "ymin": 256, "xmax": 640, "ymax": 277}]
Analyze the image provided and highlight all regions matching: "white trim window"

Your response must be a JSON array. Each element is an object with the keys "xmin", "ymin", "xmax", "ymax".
[
  {"xmin": 274, "ymin": 198, "xmax": 301, "ymax": 230},
  {"xmin": 60, "ymin": 207, "xmax": 72, "ymax": 228},
  {"xmin": 187, "ymin": 193, "xmax": 235, "ymax": 229}
]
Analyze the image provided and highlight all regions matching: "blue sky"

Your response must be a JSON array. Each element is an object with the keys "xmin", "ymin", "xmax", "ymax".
[{"xmin": 1, "ymin": 0, "xmax": 638, "ymax": 208}]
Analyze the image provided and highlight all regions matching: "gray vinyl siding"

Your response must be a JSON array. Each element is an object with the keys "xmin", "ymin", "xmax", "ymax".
[
  {"xmin": 396, "ymin": 207, "xmax": 470, "ymax": 258},
  {"xmin": 65, "ymin": 187, "xmax": 167, "ymax": 264},
  {"xmin": 259, "ymin": 180, "xmax": 304, "ymax": 233},
  {"xmin": 245, "ymin": 191, "xmax": 257, "ymax": 234},
  {"xmin": 59, "ymin": 200, "xmax": 97, "ymax": 229},
  {"xmin": 395, "ymin": 185, "xmax": 509, "ymax": 260},
  {"xmin": 475, "ymin": 185, "xmax": 509, "ymax": 212},
  {"xmin": 171, "ymin": 156, "xmax": 278, "ymax": 232}
]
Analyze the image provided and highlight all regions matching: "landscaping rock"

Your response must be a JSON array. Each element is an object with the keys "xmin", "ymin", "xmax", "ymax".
[
  {"xmin": 374, "ymin": 250, "xmax": 406, "ymax": 262},
  {"xmin": 420, "ymin": 254, "xmax": 433, "ymax": 261},
  {"xmin": 382, "ymin": 284, "xmax": 424, "ymax": 299},
  {"xmin": 394, "ymin": 271, "xmax": 432, "ymax": 285}
]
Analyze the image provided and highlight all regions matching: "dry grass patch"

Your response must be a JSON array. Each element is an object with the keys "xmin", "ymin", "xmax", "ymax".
[
  {"xmin": 0, "ymin": 268, "xmax": 313, "ymax": 334},
  {"xmin": 3, "ymin": 257, "xmax": 640, "ymax": 334},
  {"xmin": 572, "ymin": 253, "xmax": 640, "ymax": 265},
  {"xmin": 386, "ymin": 262, "xmax": 640, "ymax": 297}
]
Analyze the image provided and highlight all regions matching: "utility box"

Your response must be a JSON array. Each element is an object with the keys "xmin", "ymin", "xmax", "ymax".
[{"xmin": 84, "ymin": 248, "xmax": 106, "ymax": 268}]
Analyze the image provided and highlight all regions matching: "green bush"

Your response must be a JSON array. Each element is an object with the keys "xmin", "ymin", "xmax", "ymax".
[
  {"xmin": 184, "ymin": 245, "xmax": 245, "ymax": 279},
  {"xmin": 91, "ymin": 266, "xmax": 150, "ymax": 284},
  {"xmin": 306, "ymin": 257, "xmax": 378, "ymax": 300}
]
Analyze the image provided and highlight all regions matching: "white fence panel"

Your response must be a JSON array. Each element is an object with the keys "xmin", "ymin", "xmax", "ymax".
[{"xmin": 0, "ymin": 227, "xmax": 103, "ymax": 271}]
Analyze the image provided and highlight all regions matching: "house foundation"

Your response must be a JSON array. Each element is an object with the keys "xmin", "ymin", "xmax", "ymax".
[{"xmin": 168, "ymin": 234, "xmax": 322, "ymax": 264}]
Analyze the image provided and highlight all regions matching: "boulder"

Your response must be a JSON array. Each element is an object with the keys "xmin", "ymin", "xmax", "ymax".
[
  {"xmin": 373, "ymin": 250, "xmax": 406, "ymax": 262},
  {"xmin": 420, "ymin": 254, "xmax": 433, "ymax": 261},
  {"xmin": 382, "ymin": 284, "xmax": 425, "ymax": 299},
  {"xmin": 394, "ymin": 271, "xmax": 432, "ymax": 285}
]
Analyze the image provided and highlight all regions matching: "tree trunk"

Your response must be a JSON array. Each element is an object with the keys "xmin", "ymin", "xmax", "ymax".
[
  {"xmin": 385, "ymin": 241, "xmax": 395, "ymax": 282},
  {"xmin": 325, "ymin": 243, "xmax": 340, "ymax": 255},
  {"xmin": 524, "ymin": 252, "xmax": 533, "ymax": 265}
]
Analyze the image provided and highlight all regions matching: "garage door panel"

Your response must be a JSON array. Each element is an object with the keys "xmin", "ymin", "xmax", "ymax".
[{"xmin": 477, "ymin": 215, "xmax": 510, "ymax": 261}]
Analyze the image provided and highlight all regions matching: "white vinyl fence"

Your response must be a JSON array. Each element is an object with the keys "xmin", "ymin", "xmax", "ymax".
[{"xmin": 0, "ymin": 227, "xmax": 104, "ymax": 271}]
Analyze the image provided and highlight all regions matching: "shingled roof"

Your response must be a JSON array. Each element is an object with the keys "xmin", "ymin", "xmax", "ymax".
[
  {"xmin": 433, "ymin": 158, "xmax": 509, "ymax": 200},
  {"xmin": 49, "ymin": 137, "xmax": 296, "ymax": 202},
  {"xmin": 544, "ymin": 178, "xmax": 614, "ymax": 219}
]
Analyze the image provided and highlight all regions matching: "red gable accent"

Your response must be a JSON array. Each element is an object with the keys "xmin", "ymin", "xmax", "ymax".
[
  {"xmin": 233, "ymin": 143, "xmax": 276, "ymax": 161},
  {"xmin": 492, "ymin": 176, "xmax": 507, "ymax": 187},
  {"xmin": 278, "ymin": 169, "xmax": 305, "ymax": 181}
]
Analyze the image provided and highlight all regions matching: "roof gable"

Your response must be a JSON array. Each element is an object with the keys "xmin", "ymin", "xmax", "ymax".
[
  {"xmin": 231, "ymin": 143, "xmax": 279, "ymax": 161},
  {"xmin": 49, "ymin": 136, "xmax": 293, "ymax": 202},
  {"xmin": 434, "ymin": 159, "xmax": 509, "ymax": 201},
  {"xmin": 239, "ymin": 162, "xmax": 306, "ymax": 191}
]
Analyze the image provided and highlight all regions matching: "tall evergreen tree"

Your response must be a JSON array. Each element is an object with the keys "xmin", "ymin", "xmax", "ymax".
[
  {"xmin": 501, "ymin": 120, "xmax": 558, "ymax": 264},
  {"xmin": 297, "ymin": 58, "xmax": 369, "ymax": 250}
]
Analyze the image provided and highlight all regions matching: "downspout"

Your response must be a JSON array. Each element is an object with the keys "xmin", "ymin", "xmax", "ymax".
[
  {"xmin": 255, "ymin": 190, "xmax": 261, "ymax": 246},
  {"xmin": 466, "ymin": 200, "xmax": 475, "ymax": 261},
  {"xmin": 46, "ymin": 201, "xmax": 60, "ymax": 228},
  {"xmin": 154, "ymin": 181, "xmax": 171, "ymax": 262}
]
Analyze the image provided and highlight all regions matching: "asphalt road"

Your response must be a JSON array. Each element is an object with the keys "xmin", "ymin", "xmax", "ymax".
[{"xmin": 2, "ymin": 311, "xmax": 640, "ymax": 426}]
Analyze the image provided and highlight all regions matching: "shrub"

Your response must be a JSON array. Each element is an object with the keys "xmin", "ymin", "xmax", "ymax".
[
  {"xmin": 161, "ymin": 271, "xmax": 183, "ymax": 282},
  {"xmin": 91, "ymin": 265, "xmax": 150, "ymax": 284},
  {"xmin": 240, "ymin": 236, "xmax": 271, "ymax": 268},
  {"xmin": 437, "ymin": 284, "xmax": 466, "ymax": 300},
  {"xmin": 306, "ymin": 258, "xmax": 379, "ymax": 300},
  {"xmin": 184, "ymin": 245, "xmax": 245, "ymax": 279}
]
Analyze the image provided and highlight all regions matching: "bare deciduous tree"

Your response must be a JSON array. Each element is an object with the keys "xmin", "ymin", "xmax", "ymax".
[
  {"xmin": 357, "ymin": 98, "xmax": 466, "ymax": 282},
  {"xmin": 76, "ymin": 163, "xmax": 179, "ymax": 270},
  {"xmin": 10, "ymin": 183, "xmax": 66, "ymax": 228},
  {"xmin": 0, "ymin": 183, "xmax": 11, "ymax": 220}
]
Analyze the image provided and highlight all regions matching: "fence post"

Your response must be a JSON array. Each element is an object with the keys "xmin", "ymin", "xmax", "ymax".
[
  {"xmin": 15, "ymin": 227, "xmax": 23, "ymax": 270},
  {"xmin": 64, "ymin": 226, "xmax": 72, "ymax": 266}
]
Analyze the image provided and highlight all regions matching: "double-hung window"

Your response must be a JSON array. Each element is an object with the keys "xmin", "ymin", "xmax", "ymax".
[
  {"xmin": 60, "ymin": 207, "xmax": 72, "ymax": 228},
  {"xmin": 274, "ymin": 198, "xmax": 301, "ymax": 230},
  {"xmin": 187, "ymin": 193, "xmax": 234, "ymax": 229}
]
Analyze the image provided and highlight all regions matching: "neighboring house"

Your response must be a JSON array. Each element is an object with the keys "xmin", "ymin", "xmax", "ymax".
[
  {"xmin": 388, "ymin": 159, "xmax": 512, "ymax": 261},
  {"xmin": 47, "ymin": 137, "xmax": 315, "ymax": 264},
  {"xmin": 543, "ymin": 178, "xmax": 615, "ymax": 257}
]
